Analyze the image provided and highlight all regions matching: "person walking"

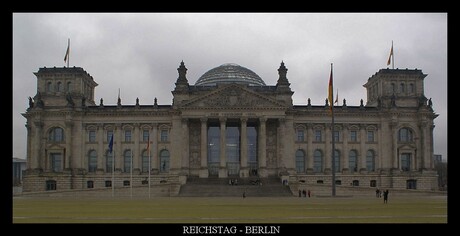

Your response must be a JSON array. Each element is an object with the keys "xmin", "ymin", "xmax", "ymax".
[{"xmin": 383, "ymin": 189, "xmax": 389, "ymax": 204}]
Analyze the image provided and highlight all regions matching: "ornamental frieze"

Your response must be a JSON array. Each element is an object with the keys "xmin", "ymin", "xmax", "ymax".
[{"xmin": 181, "ymin": 85, "xmax": 286, "ymax": 109}]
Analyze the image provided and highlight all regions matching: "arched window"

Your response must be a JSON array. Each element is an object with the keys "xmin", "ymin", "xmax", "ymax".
[
  {"xmin": 409, "ymin": 83, "xmax": 414, "ymax": 93},
  {"xmin": 349, "ymin": 150, "xmax": 358, "ymax": 173},
  {"xmin": 142, "ymin": 150, "xmax": 149, "ymax": 173},
  {"xmin": 124, "ymin": 150, "xmax": 132, "ymax": 173},
  {"xmin": 106, "ymin": 150, "xmax": 114, "ymax": 173},
  {"xmin": 295, "ymin": 149, "xmax": 305, "ymax": 173},
  {"xmin": 398, "ymin": 128, "xmax": 413, "ymax": 142},
  {"xmin": 313, "ymin": 150, "xmax": 323, "ymax": 173},
  {"xmin": 366, "ymin": 150, "xmax": 375, "ymax": 172},
  {"xmin": 47, "ymin": 82, "xmax": 53, "ymax": 92},
  {"xmin": 159, "ymin": 149, "xmax": 170, "ymax": 173},
  {"xmin": 57, "ymin": 82, "xmax": 63, "ymax": 92},
  {"xmin": 66, "ymin": 82, "xmax": 72, "ymax": 92},
  {"xmin": 88, "ymin": 150, "xmax": 97, "ymax": 172},
  {"xmin": 48, "ymin": 127, "xmax": 64, "ymax": 142},
  {"xmin": 400, "ymin": 83, "xmax": 405, "ymax": 93},
  {"xmin": 333, "ymin": 150, "xmax": 340, "ymax": 173},
  {"xmin": 391, "ymin": 83, "xmax": 395, "ymax": 93}
]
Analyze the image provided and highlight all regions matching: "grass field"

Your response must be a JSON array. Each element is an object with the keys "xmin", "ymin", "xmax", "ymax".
[{"xmin": 12, "ymin": 195, "xmax": 447, "ymax": 223}]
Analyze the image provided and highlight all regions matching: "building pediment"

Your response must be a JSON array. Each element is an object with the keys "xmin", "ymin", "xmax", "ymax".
[{"xmin": 180, "ymin": 84, "xmax": 287, "ymax": 110}]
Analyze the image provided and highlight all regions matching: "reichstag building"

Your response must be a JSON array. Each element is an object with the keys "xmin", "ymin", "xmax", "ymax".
[{"xmin": 22, "ymin": 61, "xmax": 438, "ymax": 194}]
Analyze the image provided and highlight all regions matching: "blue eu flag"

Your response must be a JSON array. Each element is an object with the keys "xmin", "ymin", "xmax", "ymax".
[{"xmin": 108, "ymin": 135, "xmax": 113, "ymax": 153}]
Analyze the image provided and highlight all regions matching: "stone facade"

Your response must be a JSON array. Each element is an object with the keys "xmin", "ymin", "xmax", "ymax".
[{"xmin": 21, "ymin": 62, "xmax": 439, "ymax": 194}]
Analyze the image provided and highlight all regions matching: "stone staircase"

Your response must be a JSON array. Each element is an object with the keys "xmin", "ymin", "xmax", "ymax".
[{"xmin": 179, "ymin": 176, "xmax": 294, "ymax": 197}]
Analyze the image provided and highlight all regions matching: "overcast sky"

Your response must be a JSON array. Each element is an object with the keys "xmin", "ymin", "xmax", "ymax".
[{"xmin": 12, "ymin": 13, "xmax": 447, "ymax": 161}]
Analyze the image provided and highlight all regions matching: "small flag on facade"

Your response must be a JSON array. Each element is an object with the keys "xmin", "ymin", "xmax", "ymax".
[{"xmin": 108, "ymin": 135, "xmax": 113, "ymax": 153}]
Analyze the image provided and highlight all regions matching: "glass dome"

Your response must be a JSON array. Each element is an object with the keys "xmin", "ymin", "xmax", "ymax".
[{"xmin": 195, "ymin": 63, "xmax": 266, "ymax": 86}]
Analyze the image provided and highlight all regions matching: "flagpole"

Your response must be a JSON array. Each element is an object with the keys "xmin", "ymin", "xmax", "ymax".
[
  {"xmin": 67, "ymin": 38, "xmax": 70, "ymax": 68},
  {"xmin": 112, "ymin": 149, "xmax": 115, "ymax": 198},
  {"xmin": 330, "ymin": 63, "xmax": 336, "ymax": 197},
  {"xmin": 148, "ymin": 133, "xmax": 151, "ymax": 199},
  {"xmin": 391, "ymin": 40, "xmax": 395, "ymax": 69},
  {"xmin": 130, "ymin": 149, "xmax": 133, "ymax": 199}
]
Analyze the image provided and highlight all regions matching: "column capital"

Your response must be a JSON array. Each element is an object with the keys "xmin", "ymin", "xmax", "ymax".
[
  {"xmin": 219, "ymin": 117, "xmax": 227, "ymax": 123},
  {"xmin": 65, "ymin": 120, "xmax": 73, "ymax": 128},
  {"xmin": 259, "ymin": 116, "xmax": 267, "ymax": 123},
  {"xmin": 200, "ymin": 117, "xmax": 208, "ymax": 123},
  {"xmin": 241, "ymin": 117, "xmax": 248, "ymax": 123},
  {"xmin": 33, "ymin": 121, "xmax": 43, "ymax": 128}
]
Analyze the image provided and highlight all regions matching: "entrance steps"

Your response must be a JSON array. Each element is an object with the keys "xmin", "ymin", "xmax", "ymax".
[{"xmin": 179, "ymin": 176, "xmax": 294, "ymax": 197}]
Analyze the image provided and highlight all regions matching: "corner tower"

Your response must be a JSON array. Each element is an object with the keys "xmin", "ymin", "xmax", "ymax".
[
  {"xmin": 363, "ymin": 68, "xmax": 429, "ymax": 109},
  {"xmin": 32, "ymin": 66, "xmax": 98, "ymax": 108}
]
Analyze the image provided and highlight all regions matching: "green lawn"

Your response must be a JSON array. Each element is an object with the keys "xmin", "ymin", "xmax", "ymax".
[{"xmin": 12, "ymin": 196, "xmax": 447, "ymax": 223}]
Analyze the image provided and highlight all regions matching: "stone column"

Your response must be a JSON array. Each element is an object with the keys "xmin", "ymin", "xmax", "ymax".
[
  {"xmin": 306, "ymin": 123, "xmax": 314, "ymax": 173},
  {"xmin": 115, "ymin": 124, "xmax": 122, "ymax": 172},
  {"xmin": 64, "ymin": 120, "xmax": 73, "ymax": 170},
  {"xmin": 342, "ymin": 124, "xmax": 349, "ymax": 173},
  {"xmin": 258, "ymin": 117, "xmax": 267, "ymax": 177},
  {"xmin": 181, "ymin": 118, "xmax": 189, "ymax": 173},
  {"xmin": 240, "ymin": 117, "xmax": 248, "ymax": 177},
  {"xmin": 359, "ymin": 124, "xmax": 367, "ymax": 172},
  {"xmin": 284, "ymin": 116, "xmax": 295, "ymax": 174},
  {"xmin": 390, "ymin": 121, "xmax": 398, "ymax": 170},
  {"xmin": 324, "ymin": 124, "xmax": 331, "ymax": 174},
  {"xmin": 32, "ymin": 121, "xmax": 43, "ymax": 170},
  {"xmin": 199, "ymin": 118, "xmax": 208, "ymax": 178},
  {"xmin": 97, "ymin": 123, "xmax": 104, "ymax": 172},
  {"xmin": 133, "ymin": 123, "xmax": 140, "ymax": 173},
  {"xmin": 151, "ymin": 123, "xmax": 159, "ymax": 174},
  {"xmin": 219, "ymin": 117, "xmax": 227, "ymax": 178},
  {"xmin": 25, "ymin": 122, "xmax": 32, "ymax": 170}
]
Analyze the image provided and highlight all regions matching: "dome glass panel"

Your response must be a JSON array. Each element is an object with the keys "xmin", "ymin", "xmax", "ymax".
[{"xmin": 195, "ymin": 63, "xmax": 266, "ymax": 86}]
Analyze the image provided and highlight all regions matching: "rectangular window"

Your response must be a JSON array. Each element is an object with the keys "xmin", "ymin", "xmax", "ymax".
[
  {"xmin": 46, "ymin": 180, "xmax": 57, "ymax": 190},
  {"xmin": 367, "ymin": 131, "xmax": 374, "ymax": 142},
  {"xmin": 297, "ymin": 130, "xmax": 304, "ymax": 142},
  {"xmin": 105, "ymin": 180, "xmax": 112, "ymax": 187},
  {"xmin": 125, "ymin": 130, "xmax": 132, "ymax": 142},
  {"xmin": 142, "ymin": 130, "xmax": 149, "ymax": 142},
  {"xmin": 142, "ymin": 155, "xmax": 149, "ymax": 172},
  {"xmin": 160, "ymin": 130, "xmax": 168, "ymax": 142},
  {"xmin": 106, "ymin": 153, "xmax": 114, "ymax": 173},
  {"xmin": 107, "ymin": 130, "xmax": 113, "ymax": 142},
  {"xmin": 50, "ymin": 153, "xmax": 62, "ymax": 172},
  {"xmin": 333, "ymin": 131, "xmax": 340, "ymax": 142},
  {"xmin": 315, "ymin": 130, "xmax": 322, "ymax": 142},
  {"xmin": 89, "ymin": 130, "xmax": 96, "ymax": 142},
  {"xmin": 350, "ymin": 130, "xmax": 357, "ymax": 142},
  {"xmin": 401, "ymin": 153, "xmax": 411, "ymax": 171}
]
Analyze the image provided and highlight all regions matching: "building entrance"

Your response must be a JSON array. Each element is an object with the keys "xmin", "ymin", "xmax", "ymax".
[{"xmin": 207, "ymin": 121, "xmax": 258, "ymax": 177}]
